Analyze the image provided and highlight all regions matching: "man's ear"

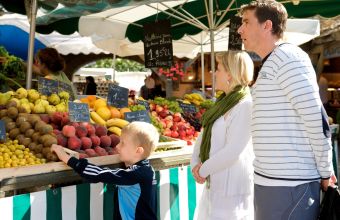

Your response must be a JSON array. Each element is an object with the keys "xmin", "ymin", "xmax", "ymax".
[
  {"xmin": 136, "ymin": 146, "xmax": 144, "ymax": 155},
  {"xmin": 264, "ymin": 20, "xmax": 273, "ymax": 33}
]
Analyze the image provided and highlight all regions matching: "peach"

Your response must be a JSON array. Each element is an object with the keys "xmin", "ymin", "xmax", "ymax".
[
  {"xmin": 62, "ymin": 125, "xmax": 76, "ymax": 137},
  {"xmin": 68, "ymin": 136, "xmax": 81, "ymax": 150},
  {"xmin": 90, "ymin": 135, "xmax": 101, "ymax": 147},
  {"xmin": 95, "ymin": 125, "xmax": 107, "ymax": 137},
  {"xmin": 100, "ymin": 135, "xmax": 111, "ymax": 148},
  {"xmin": 81, "ymin": 137, "xmax": 92, "ymax": 149},
  {"xmin": 76, "ymin": 125, "xmax": 88, "ymax": 138}
]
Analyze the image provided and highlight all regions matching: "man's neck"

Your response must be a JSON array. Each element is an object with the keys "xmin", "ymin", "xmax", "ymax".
[{"xmin": 257, "ymin": 38, "xmax": 282, "ymax": 59}]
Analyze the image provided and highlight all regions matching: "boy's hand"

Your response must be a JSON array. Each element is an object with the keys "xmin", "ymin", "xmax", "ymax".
[{"xmin": 51, "ymin": 144, "xmax": 71, "ymax": 164}]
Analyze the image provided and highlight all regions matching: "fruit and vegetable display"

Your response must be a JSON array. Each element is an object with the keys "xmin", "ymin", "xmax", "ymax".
[{"xmin": 0, "ymin": 81, "xmax": 218, "ymax": 170}]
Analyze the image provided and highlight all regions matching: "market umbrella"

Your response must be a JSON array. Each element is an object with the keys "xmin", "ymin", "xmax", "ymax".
[
  {"xmin": 79, "ymin": 0, "xmax": 326, "ymax": 94},
  {"xmin": 0, "ymin": 13, "xmax": 109, "ymax": 60}
]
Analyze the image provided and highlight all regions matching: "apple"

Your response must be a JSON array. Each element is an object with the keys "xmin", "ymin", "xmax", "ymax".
[
  {"xmin": 149, "ymin": 103, "xmax": 156, "ymax": 111},
  {"xmin": 173, "ymin": 116, "xmax": 181, "ymax": 122},
  {"xmin": 165, "ymin": 115, "xmax": 173, "ymax": 121},
  {"xmin": 160, "ymin": 120, "xmax": 166, "ymax": 128},
  {"xmin": 171, "ymin": 131, "xmax": 179, "ymax": 138},
  {"xmin": 166, "ymin": 120, "xmax": 173, "ymax": 128},
  {"xmin": 156, "ymin": 105, "xmax": 164, "ymax": 113},
  {"xmin": 173, "ymin": 112, "xmax": 181, "ymax": 118},
  {"xmin": 159, "ymin": 110, "xmax": 168, "ymax": 118},
  {"xmin": 163, "ymin": 128, "xmax": 172, "ymax": 137},
  {"xmin": 151, "ymin": 111, "xmax": 158, "ymax": 117}
]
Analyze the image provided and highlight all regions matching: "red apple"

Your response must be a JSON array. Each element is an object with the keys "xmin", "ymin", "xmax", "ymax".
[
  {"xmin": 159, "ymin": 110, "xmax": 168, "ymax": 118},
  {"xmin": 156, "ymin": 105, "xmax": 164, "ymax": 113},
  {"xmin": 173, "ymin": 112, "xmax": 181, "ymax": 118},
  {"xmin": 149, "ymin": 103, "xmax": 156, "ymax": 111},
  {"xmin": 171, "ymin": 131, "xmax": 179, "ymax": 138},
  {"xmin": 163, "ymin": 128, "xmax": 172, "ymax": 137},
  {"xmin": 165, "ymin": 115, "xmax": 173, "ymax": 121},
  {"xmin": 173, "ymin": 116, "xmax": 181, "ymax": 122}
]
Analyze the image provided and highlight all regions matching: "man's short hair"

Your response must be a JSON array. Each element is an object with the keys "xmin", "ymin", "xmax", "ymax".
[
  {"xmin": 122, "ymin": 121, "xmax": 159, "ymax": 158},
  {"xmin": 240, "ymin": 0, "xmax": 287, "ymax": 38}
]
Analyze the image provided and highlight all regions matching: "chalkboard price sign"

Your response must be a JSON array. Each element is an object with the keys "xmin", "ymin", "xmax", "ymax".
[
  {"xmin": 124, "ymin": 110, "xmax": 151, "ymax": 123},
  {"xmin": 38, "ymin": 77, "xmax": 58, "ymax": 96},
  {"xmin": 59, "ymin": 81, "xmax": 75, "ymax": 101},
  {"xmin": 136, "ymin": 99, "xmax": 150, "ymax": 110},
  {"xmin": 68, "ymin": 102, "xmax": 90, "ymax": 122},
  {"xmin": 143, "ymin": 20, "xmax": 173, "ymax": 68},
  {"xmin": 0, "ymin": 120, "xmax": 6, "ymax": 141},
  {"xmin": 107, "ymin": 84, "xmax": 129, "ymax": 108},
  {"xmin": 228, "ymin": 16, "xmax": 243, "ymax": 51},
  {"xmin": 178, "ymin": 102, "xmax": 197, "ymax": 113}
]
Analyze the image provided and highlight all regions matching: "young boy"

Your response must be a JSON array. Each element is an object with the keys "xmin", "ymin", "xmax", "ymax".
[{"xmin": 51, "ymin": 121, "xmax": 160, "ymax": 220}]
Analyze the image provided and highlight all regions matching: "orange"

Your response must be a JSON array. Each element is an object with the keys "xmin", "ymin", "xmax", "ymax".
[
  {"xmin": 119, "ymin": 107, "xmax": 131, "ymax": 119},
  {"xmin": 87, "ymin": 95, "xmax": 96, "ymax": 102},
  {"xmin": 109, "ymin": 107, "xmax": 121, "ymax": 119}
]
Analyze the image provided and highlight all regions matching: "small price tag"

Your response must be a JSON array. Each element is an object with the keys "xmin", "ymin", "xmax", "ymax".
[
  {"xmin": 38, "ymin": 77, "xmax": 58, "ymax": 96},
  {"xmin": 68, "ymin": 102, "xmax": 90, "ymax": 122},
  {"xmin": 0, "ymin": 120, "xmax": 6, "ymax": 141},
  {"xmin": 107, "ymin": 84, "xmax": 129, "ymax": 108},
  {"xmin": 124, "ymin": 110, "xmax": 151, "ymax": 123}
]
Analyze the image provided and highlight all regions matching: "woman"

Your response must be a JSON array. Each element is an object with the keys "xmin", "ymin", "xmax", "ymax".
[
  {"xmin": 83, "ymin": 76, "xmax": 97, "ymax": 95},
  {"xmin": 191, "ymin": 51, "xmax": 254, "ymax": 220},
  {"xmin": 34, "ymin": 47, "xmax": 77, "ymax": 98}
]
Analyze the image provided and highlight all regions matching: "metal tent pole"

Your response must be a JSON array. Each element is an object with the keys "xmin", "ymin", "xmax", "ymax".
[
  {"xmin": 209, "ymin": 0, "xmax": 216, "ymax": 97},
  {"xmin": 201, "ymin": 32, "xmax": 205, "ymax": 97},
  {"xmin": 26, "ymin": 0, "xmax": 37, "ymax": 89}
]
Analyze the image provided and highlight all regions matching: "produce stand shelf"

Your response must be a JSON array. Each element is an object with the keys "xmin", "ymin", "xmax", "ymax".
[{"xmin": 0, "ymin": 146, "xmax": 193, "ymax": 192}]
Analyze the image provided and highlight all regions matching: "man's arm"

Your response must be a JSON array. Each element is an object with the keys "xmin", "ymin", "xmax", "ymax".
[{"xmin": 276, "ymin": 54, "xmax": 333, "ymax": 181}]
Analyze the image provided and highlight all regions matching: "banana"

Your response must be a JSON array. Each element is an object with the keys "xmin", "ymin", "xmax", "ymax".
[
  {"xmin": 183, "ymin": 94, "xmax": 193, "ymax": 101},
  {"xmin": 108, "ymin": 126, "xmax": 122, "ymax": 136},
  {"xmin": 106, "ymin": 118, "xmax": 129, "ymax": 128},
  {"xmin": 90, "ymin": 111, "xmax": 106, "ymax": 126}
]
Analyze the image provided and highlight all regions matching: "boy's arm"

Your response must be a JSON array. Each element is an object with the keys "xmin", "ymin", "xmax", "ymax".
[
  {"xmin": 67, "ymin": 157, "xmax": 142, "ymax": 185},
  {"xmin": 51, "ymin": 144, "xmax": 142, "ymax": 185}
]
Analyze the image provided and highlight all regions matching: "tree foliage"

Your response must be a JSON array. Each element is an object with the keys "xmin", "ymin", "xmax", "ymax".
[{"xmin": 87, "ymin": 58, "xmax": 148, "ymax": 72}]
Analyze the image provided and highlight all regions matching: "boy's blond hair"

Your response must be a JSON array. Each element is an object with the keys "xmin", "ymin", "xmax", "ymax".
[{"xmin": 122, "ymin": 121, "xmax": 159, "ymax": 158}]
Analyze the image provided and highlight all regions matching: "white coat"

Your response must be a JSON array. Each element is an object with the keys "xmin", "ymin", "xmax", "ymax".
[{"xmin": 191, "ymin": 96, "xmax": 254, "ymax": 220}]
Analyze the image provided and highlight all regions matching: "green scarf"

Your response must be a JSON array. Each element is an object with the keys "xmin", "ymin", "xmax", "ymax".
[{"xmin": 199, "ymin": 85, "xmax": 250, "ymax": 163}]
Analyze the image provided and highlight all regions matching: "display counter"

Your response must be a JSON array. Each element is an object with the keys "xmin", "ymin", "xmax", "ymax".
[
  {"xmin": 0, "ymin": 146, "xmax": 205, "ymax": 220},
  {"xmin": 0, "ymin": 146, "xmax": 193, "ymax": 193}
]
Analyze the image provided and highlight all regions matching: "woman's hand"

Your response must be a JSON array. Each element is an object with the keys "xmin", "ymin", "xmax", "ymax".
[{"xmin": 192, "ymin": 163, "xmax": 206, "ymax": 184}]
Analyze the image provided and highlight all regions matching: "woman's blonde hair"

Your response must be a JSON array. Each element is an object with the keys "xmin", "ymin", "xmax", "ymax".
[
  {"xmin": 122, "ymin": 121, "xmax": 159, "ymax": 158},
  {"xmin": 216, "ymin": 51, "xmax": 254, "ymax": 92}
]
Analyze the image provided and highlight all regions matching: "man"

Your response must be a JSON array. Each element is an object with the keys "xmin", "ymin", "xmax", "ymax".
[{"xmin": 238, "ymin": 1, "xmax": 336, "ymax": 219}]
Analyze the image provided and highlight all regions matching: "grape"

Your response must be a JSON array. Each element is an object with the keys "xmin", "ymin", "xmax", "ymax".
[{"xmin": 182, "ymin": 112, "xmax": 202, "ymax": 131}]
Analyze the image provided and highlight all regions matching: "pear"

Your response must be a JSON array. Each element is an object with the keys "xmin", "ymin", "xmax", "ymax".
[
  {"xmin": 0, "ymin": 92, "xmax": 12, "ymax": 105},
  {"xmin": 27, "ymin": 89, "xmax": 40, "ymax": 102},
  {"xmin": 45, "ymin": 105, "xmax": 56, "ymax": 115},
  {"xmin": 15, "ymin": 88, "xmax": 28, "ymax": 99},
  {"xmin": 33, "ymin": 103, "xmax": 45, "ymax": 114},
  {"xmin": 47, "ymin": 94, "xmax": 60, "ymax": 105}
]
